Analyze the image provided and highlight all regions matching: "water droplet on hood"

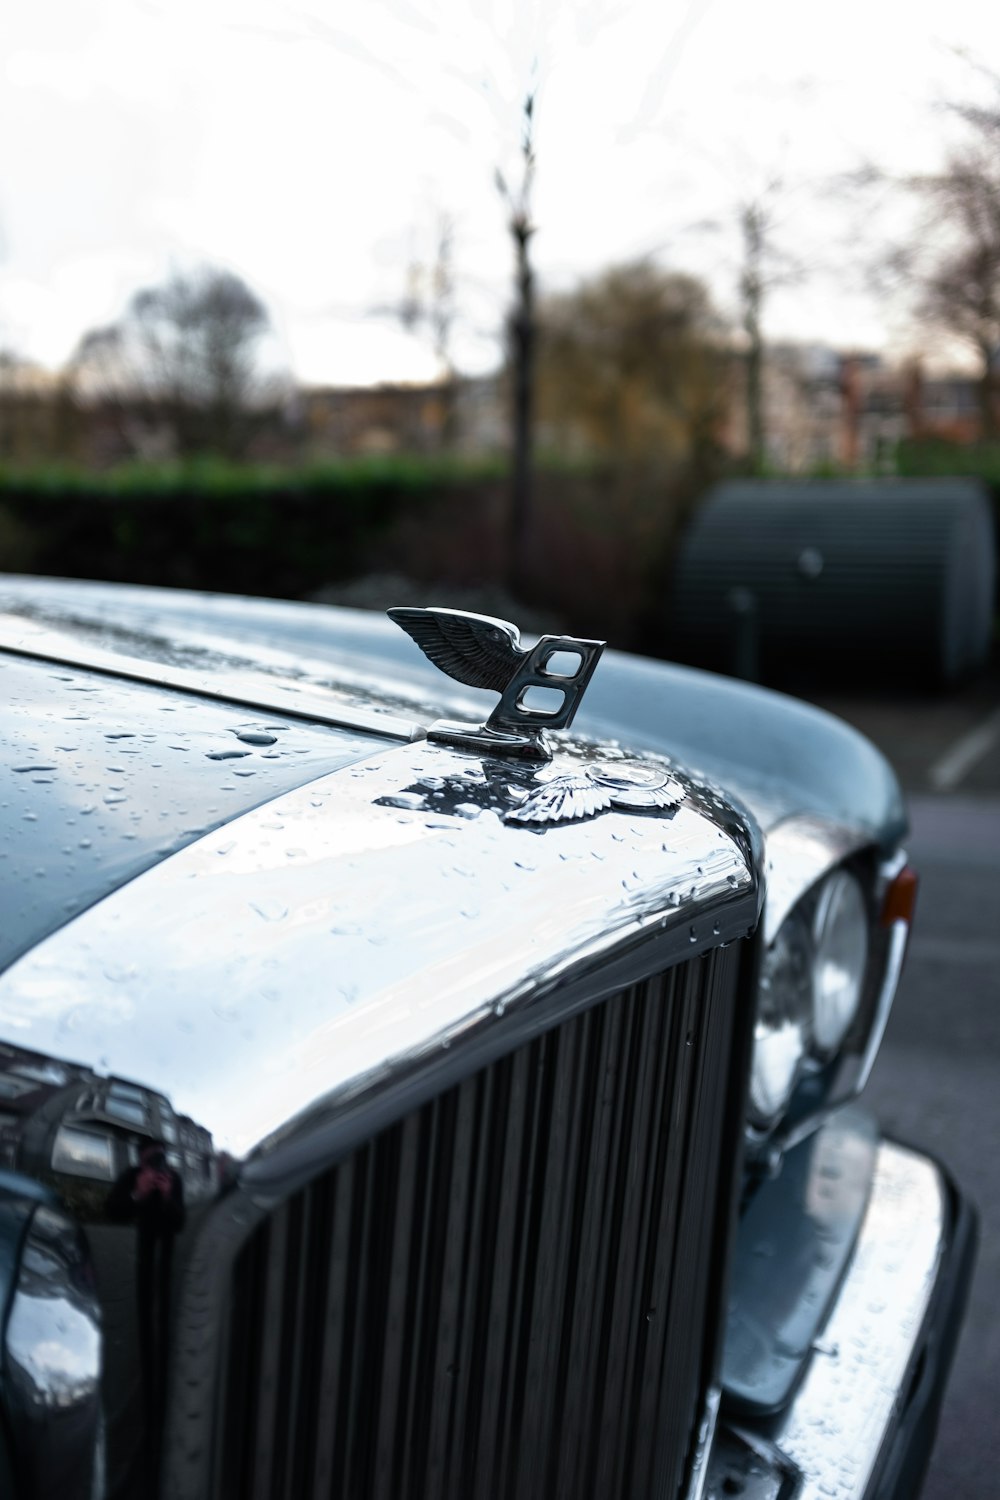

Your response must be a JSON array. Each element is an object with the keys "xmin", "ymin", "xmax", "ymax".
[
  {"xmin": 384, "ymin": 791, "xmax": 426, "ymax": 811},
  {"xmin": 234, "ymin": 730, "xmax": 278, "ymax": 746},
  {"xmin": 249, "ymin": 899, "xmax": 288, "ymax": 923},
  {"xmin": 207, "ymin": 749, "xmax": 251, "ymax": 761}
]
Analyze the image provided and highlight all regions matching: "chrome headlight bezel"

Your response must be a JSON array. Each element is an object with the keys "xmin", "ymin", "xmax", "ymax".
[
  {"xmin": 748, "ymin": 818, "xmax": 914, "ymax": 1157},
  {"xmin": 748, "ymin": 862, "xmax": 873, "ymax": 1141}
]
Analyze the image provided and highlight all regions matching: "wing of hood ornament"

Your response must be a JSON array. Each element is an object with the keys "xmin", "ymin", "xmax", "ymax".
[
  {"xmin": 388, "ymin": 606, "xmax": 605, "ymax": 760},
  {"xmin": 505, "ymin": 762, "xmax": 684, "ymax": 825}
]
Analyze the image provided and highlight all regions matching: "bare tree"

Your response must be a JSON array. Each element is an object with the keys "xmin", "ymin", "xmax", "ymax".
[
  {"xmin": 72, "ymin": 266, "xmax": 282, "ymax": 459},
  {"xmin": 398, "ymin": 212, "xmax": 459, "ymax": 447},
  {"xmin": 496, "ymin": 93, "xmax": 537, "ymax": 597},
  {"xmin": 882, "ymin": 79, "xmax": 1000, "ymax": 438},
  {"xmin": 913, "ymin": 145, "xmax": 1000, "ymax": 438},
  {"xmin": 732, "ymin": 178, "xmax": 814, "ymax": 473},
  {"xmin": 740, "ymin": 201, "xmax": 767, "ymax": 473}
]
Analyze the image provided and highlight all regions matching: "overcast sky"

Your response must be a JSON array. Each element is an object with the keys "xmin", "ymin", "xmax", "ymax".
[{"xmin": 1, "ymin": 0, "xmax": 997, "ymax": 386}]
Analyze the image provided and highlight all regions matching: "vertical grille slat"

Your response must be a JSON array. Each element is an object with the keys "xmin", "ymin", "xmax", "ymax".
[
  {"xmin": 314, "ymin": 1165, "xmax": 352, "ymax": 1496},
  {"xmin": 218, "ymin": 946, "xmax": 745, "ymax": 1500},
  {"xmin": 249, "ymin": 1206, "xmax": 289, "ymax": 1500}
]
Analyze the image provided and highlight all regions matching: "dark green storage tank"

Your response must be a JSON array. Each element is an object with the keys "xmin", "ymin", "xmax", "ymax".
[{"xmin": 670, "ymin": 480, "xmax": 996, "ymax": 685}]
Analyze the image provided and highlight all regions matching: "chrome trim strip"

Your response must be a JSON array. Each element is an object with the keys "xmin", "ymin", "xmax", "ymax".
[
  {"xmin": 855, "ymin": 918, "xmax": 909, "ymax": 1093},
  {"xmin": 706, "ymin": 1141, "xmax": 947, "ymax": 1500},
  {"xmin": 0, "ymin": 611, "xmax": 425, "ymax": 743},
  {"xmin": 723, "ymin": 1107, "xmax": 879, "ymax": 1411},
  {"xmin": 685, "ymin": 1386, "xmax": 722, "ymax": 1500},
  {"xmin": 0, "ymin": 736, "xmax": 758, "ymax": 1168},
  {"xmin": 775, "ymin": 1141, "xmax": 945, "ymax": 1499}
]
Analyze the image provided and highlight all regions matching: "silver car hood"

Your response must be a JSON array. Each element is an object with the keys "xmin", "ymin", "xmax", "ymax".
[
  {"xmin": 0, "ymin": 583, "xmax": 761, "ymax": 1177},
  {"xmin": 0, "ymin": 736, "xmax": 758, "ymax": 1174},
  {"xmin": 0, "ymin": 574, "xmax": 907, "ymax": 849}
]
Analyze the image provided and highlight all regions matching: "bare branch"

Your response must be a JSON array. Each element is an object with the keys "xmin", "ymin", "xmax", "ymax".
[{"xmin": 70, "ymin": 265, "xmax": 283, "ymax": 459}]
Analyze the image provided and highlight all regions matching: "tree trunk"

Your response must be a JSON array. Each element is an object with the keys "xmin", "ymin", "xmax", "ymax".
[
  {"xmin": 978, "ymin": 342, "xmax": 998, "ymax": 441},
  {"xmin": 745, "ymin": 323, "xmax": 764, "ymax": 472},
  {"xmin": 741, "ymin": 205, "xmax": 766, "ymax": 474},
  {"xmin": 509, "ymin": 221, "xmax": 535, "ymax": 598}
]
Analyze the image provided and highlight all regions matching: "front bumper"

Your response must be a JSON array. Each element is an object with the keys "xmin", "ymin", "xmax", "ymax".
[{"xmin": 704, "ymin": 1139, "xmax": 978, "ymax": 1500}]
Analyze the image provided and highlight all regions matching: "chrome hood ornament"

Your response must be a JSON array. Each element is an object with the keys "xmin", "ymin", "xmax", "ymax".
[{"xmin": 388, "ymin": 606, "xmax": 605, "ymax": 760}]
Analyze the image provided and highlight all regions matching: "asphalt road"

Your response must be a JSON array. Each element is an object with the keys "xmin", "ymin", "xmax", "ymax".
[{"xmin": 814, "ymin": 682, "xmax": 1000, "ymax": 1500}]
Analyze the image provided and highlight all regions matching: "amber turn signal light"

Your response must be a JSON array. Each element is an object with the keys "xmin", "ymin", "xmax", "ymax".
[{"xmin": 881, "ymin": 864, "xmax": 919, "ymax": 928}]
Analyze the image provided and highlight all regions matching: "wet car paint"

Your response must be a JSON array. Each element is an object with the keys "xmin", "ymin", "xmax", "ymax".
[{"xmin": 0, "ymin": 653, "xmax": 385, "ymax": 969}]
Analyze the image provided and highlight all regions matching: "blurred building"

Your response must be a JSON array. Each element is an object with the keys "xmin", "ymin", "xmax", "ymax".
[
  {"xmin": 2, "ymin": 352, "xmax": 993, "ymax": 472},
  {"xmin": 0, "ymin": 356, "xmax": 83, "ymax": 463},
  {"xmin": 298, "ymin": 375, "xmax": 506, "ymax": 459},
  {"xmin": 723, "ymin": 343, "xmax": 997, "ymax": 473},
  {"xmin": 902, "ymin": 363, "xmax": 987, "ymax": 444},
  {"xmin": 724, "ymin": 344, "xmax": 908, "ymax": 472}
]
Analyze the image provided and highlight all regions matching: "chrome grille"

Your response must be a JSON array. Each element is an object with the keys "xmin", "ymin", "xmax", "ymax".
[{"xmin": 215, "ymin": 945, "xmax": 745, "ymax": 1500}]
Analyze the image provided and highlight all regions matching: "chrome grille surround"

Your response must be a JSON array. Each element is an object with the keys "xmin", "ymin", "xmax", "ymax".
[
  {"xmin": 211, "ymin": 945, "xmax": 750, "ymax": 1500},
  {"xmin": 0, "ymin": 730, "xmax": 761, "ymax": 1498}
]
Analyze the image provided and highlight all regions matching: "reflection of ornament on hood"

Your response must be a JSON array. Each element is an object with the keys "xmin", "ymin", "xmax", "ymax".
[
  {"xmin": 505, "ymin": 761, "xmax": 683, "ymax": 826},
  {"xmin": 388, "ymin": 606, "xmax": 605, "ymax": 761}
]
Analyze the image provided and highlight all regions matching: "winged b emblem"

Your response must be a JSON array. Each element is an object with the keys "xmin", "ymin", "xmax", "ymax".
[
  {"xmin": 505, "ymin": 761, "xmax": 683, "ymax": 825},
  {"xmin": 388, "ymin": 606, "xmax": 605, "ymax": 760}
]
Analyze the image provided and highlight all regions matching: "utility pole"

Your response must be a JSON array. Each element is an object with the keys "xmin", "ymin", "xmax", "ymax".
[
  {"xmin": 430, "ymin": 213, "xmax": 457, "ymax": 449},
  {"xmin": 496, "ymin": 93, "xmax": 537, "ymax": 598},
  {"xmin": 400, "ymin": 213, "xmax": 459, "ymax": 451},
  {"xmin": 740, "ymin": 201, "xmax": 766, "ymax": 474}
]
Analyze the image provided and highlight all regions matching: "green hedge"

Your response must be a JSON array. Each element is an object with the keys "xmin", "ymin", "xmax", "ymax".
[
  {"xmin": 0, "ymin": 454, "xmax": 706, "ymax": 650},
  {"xmin": 895, "ymin": 438, "xmax": 1000, "ymax": 490},
  {"xmin": 0, "ymin": 457, "xmax": 510, "ymax": 597},
  {"xmin": 0, "ymin": 454, "xmax": 513, "ymax": 491}
]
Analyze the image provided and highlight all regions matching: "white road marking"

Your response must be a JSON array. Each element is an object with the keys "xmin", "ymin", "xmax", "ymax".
[{"xmin": 928, "ymin": 708, "xmax": 1000, "ymax": 792}]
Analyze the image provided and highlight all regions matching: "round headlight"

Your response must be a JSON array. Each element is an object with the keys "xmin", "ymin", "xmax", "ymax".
[
  {"xmin": 749, "ymin": 909, "xmax": 812, "ymax": 1126},
  {"xmin": 811, "ymin": 870, "xmax": 868, "ymax": 1056}
]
